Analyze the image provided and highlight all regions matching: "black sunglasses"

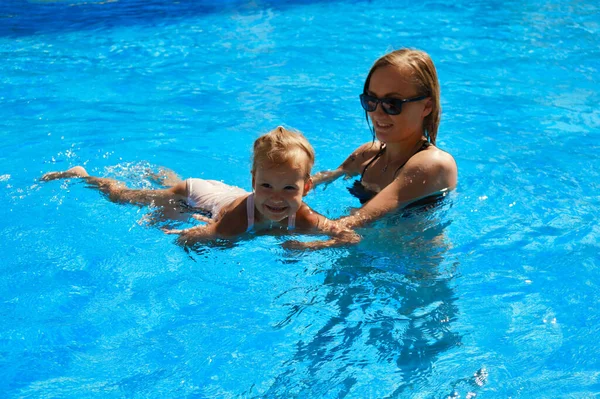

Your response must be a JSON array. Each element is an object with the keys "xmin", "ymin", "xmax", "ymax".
[{"xmin": 359, "ymin": 93, "xmax": 428, "ymax": 115}]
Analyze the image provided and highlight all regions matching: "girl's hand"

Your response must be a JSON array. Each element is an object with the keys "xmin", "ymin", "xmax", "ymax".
[
  {"xmin": 282, "ymin": 240, "xmax": 310, "ymax": 250},
  {"xmin": 163, "ymin": 228, "xmax": 183, "ymax": 235},
  {"xmin": 161, "ymin": 214, "xmax": 214, "ymax": 234},
  {"xmin": 163, "ymin": 224, "xmax": 215, "ymax": 246},
  {"xmin": 192, "ymin": 214, "xmax": 214, "ymax": 224}
]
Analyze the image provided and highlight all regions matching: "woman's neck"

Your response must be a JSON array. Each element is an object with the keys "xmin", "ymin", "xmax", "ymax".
[{"xmin": 382, "ymin": 135, "xmax": 426, "ymax": 163}]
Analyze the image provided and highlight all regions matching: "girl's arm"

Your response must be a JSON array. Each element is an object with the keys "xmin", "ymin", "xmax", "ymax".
[
  {"xmin": 164, "ymin": 223, "xmax": 219, "ymax": 246},
  {"xmin": 164, "ymin": 196, "xmax": 249, "ymax": 246}
]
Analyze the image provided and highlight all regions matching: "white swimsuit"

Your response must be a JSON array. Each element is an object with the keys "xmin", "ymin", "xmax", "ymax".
[
  {"xmin": 186, "ymin": 178, "xmax": 249, "ymax": 217},
  {"xmin": 185, "ymin": 179, "xmax": 296, "ymax": 232}
]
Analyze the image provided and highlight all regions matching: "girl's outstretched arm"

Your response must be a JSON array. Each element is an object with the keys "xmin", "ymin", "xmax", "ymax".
[
  {"xmin": 164, "ymin": 223, "xmax": 218, "ymax": 246},
  {"xmin": 41, "ymin": 166, "xmax": 188, "ymax": 207},
  {"xmin": 163, "ymin": 196, "xmax": 249, "ymax": 246}
]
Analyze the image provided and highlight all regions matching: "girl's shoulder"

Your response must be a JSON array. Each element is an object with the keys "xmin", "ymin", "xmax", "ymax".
[
  {"xmin": 214, "ymin": 195, "xmax": 251, "ymax": 236},
  {"xmin": 293, "ymin": 203, "xmax": 322, "ymax": 231}
]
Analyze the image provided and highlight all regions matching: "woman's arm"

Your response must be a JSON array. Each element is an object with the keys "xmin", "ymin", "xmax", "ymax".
[
  {"xmin": 282, "ymin": 206, "xmax": 361, "ymax": 250},
  {"xmin": 339, "ymin": 150, "xmax": 457, "ymax": 229},
  {"xmin": 282, "ymin": 226, "xmax": 360, "ymax": 250},
  {"xmin": 285, "ymin": 152, "xmax": 456, "ymax": 250},
  {"xmin": 311, "ymin": 168, "xmax": 347, "ymax": 187},
  {"xmin": 311, "ymin": 143, "xmax": 379, "ymax": 188}
]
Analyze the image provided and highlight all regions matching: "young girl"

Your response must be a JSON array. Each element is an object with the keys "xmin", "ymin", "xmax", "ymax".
[{"xmin": 41, "ymin": 126, "xmax": 360, "ymax": 248}]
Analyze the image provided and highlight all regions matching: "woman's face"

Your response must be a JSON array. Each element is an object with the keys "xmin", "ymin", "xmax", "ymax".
[{"xmin": 365, "ymin": 65, "xmax": 431, "ymax": 144}]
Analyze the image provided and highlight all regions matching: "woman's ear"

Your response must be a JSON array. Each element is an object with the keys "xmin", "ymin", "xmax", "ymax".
[
  {"xmin": 251, "ymin": 172, "xmax": 256, "ymax": 191},
  {"xmin": 303, "ymin": 178, "xmax": 314, "ymax": 196},
  {"xmin": 422, "ymin": 97, "xmax": 433, "ymax": 118}
]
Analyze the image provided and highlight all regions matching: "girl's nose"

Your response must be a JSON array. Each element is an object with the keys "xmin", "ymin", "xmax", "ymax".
[{"xmin": 273, "ymin": 193, "xmax": 287, "ymax": 203}]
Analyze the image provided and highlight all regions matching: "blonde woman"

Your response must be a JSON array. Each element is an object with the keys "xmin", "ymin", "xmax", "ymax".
[{"xmin": 313, "ymin": 48, "xmax": 457, "ymax": 229}]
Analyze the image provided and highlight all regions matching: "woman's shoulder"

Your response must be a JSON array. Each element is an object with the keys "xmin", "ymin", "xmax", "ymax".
[
  {"xmin": 355, "ymin": 141, "xmax": 383, "ymax": 157},
  {"xmin": 410, "ymin": 145, "xmax": 456, "ymax": 169},
  {"xmin": 402, "ymin": 145, "xmax": 457, "ymax": 187},
  {"xmin": 341, "ymin": 141, "xmax": 382, "ymax": 171}
]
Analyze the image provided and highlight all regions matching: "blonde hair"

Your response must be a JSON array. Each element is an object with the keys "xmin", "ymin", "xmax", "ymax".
[
  {"xmin": 363, "ymin": 48, "xmax": 441, "ymax": 145},
  {"xmin": 252, "ymin": 126, "xmax": 315, "ymax": 179}
]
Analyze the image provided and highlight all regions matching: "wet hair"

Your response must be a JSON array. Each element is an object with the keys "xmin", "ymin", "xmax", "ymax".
[
  {"xmin": 363, "ymin": 48, "xmax": 441, "ymax": 145},
  {"xmin": 252, "ymin": 126, "xmax": 315, "ymax": 180}
]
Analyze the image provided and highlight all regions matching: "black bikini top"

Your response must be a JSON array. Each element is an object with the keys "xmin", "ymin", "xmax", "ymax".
[{"xmin": 347, "ymin": 140, "xmax": 431, "ymax": 204}]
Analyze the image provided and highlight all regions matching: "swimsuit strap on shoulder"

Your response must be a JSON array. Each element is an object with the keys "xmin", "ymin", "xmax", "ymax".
[
  {"xmin": 185, "ymin": 178, "xmax": 192, "ymax": 204},
  {"xmin": 287, "ymin": 213, "xmax": 296, "ymax": 230},
  {"xmin": 246, "ymin": 193, "xmax": 255, "ymax": 232},
  {"xmin": 360, "ymin": 143, "xmax": 386, "ymax": 182},
  {"xmin": 392, "ymin": 139, "xmax": 431, "ymax": 178}
]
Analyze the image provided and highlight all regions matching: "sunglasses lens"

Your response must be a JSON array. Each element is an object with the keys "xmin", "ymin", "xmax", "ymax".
[
  {"xmin": 381, "ymin": 100, "xmax": 401, "ymax": 115},
  {"xmin": 360, "ymin": 94, "xmax": 377, "ymax": 112}
]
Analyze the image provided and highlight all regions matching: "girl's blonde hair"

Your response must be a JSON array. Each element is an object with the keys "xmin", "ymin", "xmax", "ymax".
[
  {"xmin": 252, "ymin": 126, "xmax": 315, "ymax": 179},
  {"xmin": 363, "ymin": 48, "xmax": 441, "ymax": 145}
]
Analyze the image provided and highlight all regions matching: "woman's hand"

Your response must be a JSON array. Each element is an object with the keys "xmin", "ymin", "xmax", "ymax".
[
  {"xmin": 282, "ymin": 228, "xmax": 360, "ymax": 250},
  {"xmin": 311, "ymin": 169, "xmax": 346, "ymax": 188}
]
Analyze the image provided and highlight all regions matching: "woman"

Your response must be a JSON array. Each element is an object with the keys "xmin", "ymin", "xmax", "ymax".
[{"xmin": 313, "ymin": 48, "xmax": 457, "ymax": 229}]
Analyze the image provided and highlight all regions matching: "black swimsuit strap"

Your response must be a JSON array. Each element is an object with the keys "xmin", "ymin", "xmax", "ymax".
[
  {"xmin": 359, "ymin": 144, "xmax": 386, "ymax": 182},
  {"xmin": 360, "ymin": 140, "xmax": 431, "ymax": 182},
  {"xmin": 391, "ymin": 140, "xmax": 431, "ymax": 178}
]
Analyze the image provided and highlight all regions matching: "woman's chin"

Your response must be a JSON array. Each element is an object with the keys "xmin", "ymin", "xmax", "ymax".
[{"xmin": 374, "ymin": 131, "xmax": 390, "ymax": 142}]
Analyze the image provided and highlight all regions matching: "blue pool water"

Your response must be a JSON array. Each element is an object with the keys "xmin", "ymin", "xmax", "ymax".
[{"xmin": 1, "ymin": 0, "xmax": 599, "ymax": 397}]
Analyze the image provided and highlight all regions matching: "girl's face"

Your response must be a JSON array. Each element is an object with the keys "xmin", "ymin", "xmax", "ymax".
[
  {"xmin": 366, "ymin": 65, "xmax": 432, "ymax": 144},
  {"xmin": 252, "ymin": 160, "xmax": 311, "ymax": 222}
]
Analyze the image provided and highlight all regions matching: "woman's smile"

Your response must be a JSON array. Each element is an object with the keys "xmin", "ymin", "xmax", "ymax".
[{"xmin": 374, "ymin": 120, "xmax": 393, "ymax": 129}]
